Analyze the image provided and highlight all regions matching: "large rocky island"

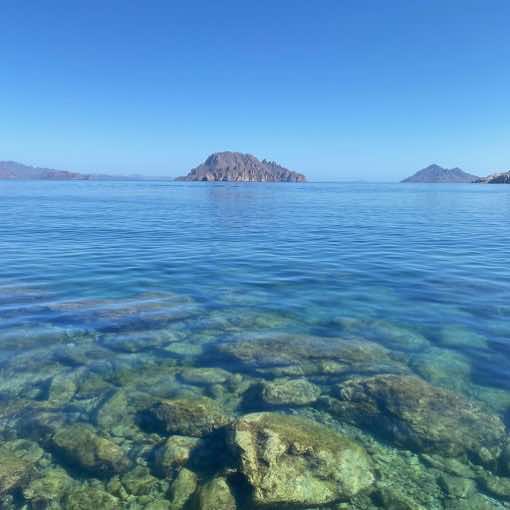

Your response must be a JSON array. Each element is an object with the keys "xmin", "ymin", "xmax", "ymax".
[
  {"xmin": 175, "ymin": 152, "xmax": 306, "ymax": 182},
  {"xmin": 402, "ymin": 164, "xmax": 479, "ymax": 183}
]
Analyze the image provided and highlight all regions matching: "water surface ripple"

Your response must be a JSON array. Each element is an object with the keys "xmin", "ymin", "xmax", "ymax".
[{"xmin": 0, "ymin": 181, "xmax": 509, "ymax": 509}]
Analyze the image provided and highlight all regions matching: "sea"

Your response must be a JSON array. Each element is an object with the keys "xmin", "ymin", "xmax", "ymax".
[{"xmin": 0, "ymin": 180, "xmax": 509, "ymax": 509}]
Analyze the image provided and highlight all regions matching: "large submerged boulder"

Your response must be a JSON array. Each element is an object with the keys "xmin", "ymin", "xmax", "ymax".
[
  {"xmin": 0, "ymin": 445, "xmax": 34, "ymax": 497},
  {"xmin": 334, "ymin": 374, "xmax": 506, "ymax": 465},
  {"xmin": 195, "ymin": 477, "xmax": 237, "ymax": 510},
  {"xmin": 258, "ymin": 378, "xmax": 322, "ymax": 406},
  {"xmin": 227, "ymin": 412, "xmax": 374, "ymax": 507},
  {"xmin": 212, "ymin": 333, "xmax": 407, "ymax": 377},
  {"xmin": 147, "ymin": 397, "xmax": 231, "ymax": 437},
  {"xmin": 51, "ymin": 424, "xmax": 130, "ymax": 476}
]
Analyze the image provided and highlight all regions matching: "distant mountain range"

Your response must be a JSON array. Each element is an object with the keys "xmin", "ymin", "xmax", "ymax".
[
  {"xmin": 401, "ymin": 164, "xmax": 479, "ymax": 183},
  {"xmin": 175, "ymin": 152, "xmax": 306, "ymax": 182},
  {"xmin": 0, "ymin": 161, "xmax": 173, "ymax": 181}
]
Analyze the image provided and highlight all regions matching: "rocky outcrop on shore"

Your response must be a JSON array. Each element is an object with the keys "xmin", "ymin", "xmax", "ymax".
[
  {"xmin": 175, "ymin": 151, "xmax": 306, "ymax": 182},
  {"xmin": 474, "ymin": 171, "xmax": 510, "ymax": 183}
]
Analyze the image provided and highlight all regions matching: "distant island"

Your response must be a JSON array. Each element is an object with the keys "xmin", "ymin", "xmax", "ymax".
[
  {"xmin": 0, "ymin": 161, "xmax": 173, "ymax": 181},
  {"xmin": 401, "ymin": 164, "xmax": 479, "ymax": 183},
  {"xmin": 175, "ymin": 152, "xmax": 306, "ymax": 182},
  {"xmin": 474, "ymin": 171, "xmax": 510, "ymax": 184}
]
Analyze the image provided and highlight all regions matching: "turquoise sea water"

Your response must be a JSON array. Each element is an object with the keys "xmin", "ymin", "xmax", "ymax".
[{"xmin": 1, "ymin": 181, "xmax": 510, "ymax": 509}]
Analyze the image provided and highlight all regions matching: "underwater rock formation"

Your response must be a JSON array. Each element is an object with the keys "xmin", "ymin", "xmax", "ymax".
[
  {"xmin": 51, "ymin": 424, "xmax": 130, "ymax": 477},
  {"xmin": 0, "ymin": 443, "xmax": 35, "ymax": 497},
  {"xmin": 195, "ymin": 477, "xmax": 237, "ymax": 510},
  {"xmin": 212, "ymin": 333, "xmax": 407, "ymax": 377},
  {"xmin": 333, "ymin": 374, "xmax": 506, "ymax": 465},
  {"xmin": 227, "ymin": 412, "xmax": 374, "ymax": 507},
  {"xmin": 257, "ymin": 377, "xmax": 322, "ymax": 406},
  {"xmin": 147, "ymin": 397, "xmax": 231, "ymax": 437}
]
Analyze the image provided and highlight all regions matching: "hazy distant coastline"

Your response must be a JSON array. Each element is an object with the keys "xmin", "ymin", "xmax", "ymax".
[{"xmin": 0, "ymin": 161, "xmax": 173, "ymax": 182}]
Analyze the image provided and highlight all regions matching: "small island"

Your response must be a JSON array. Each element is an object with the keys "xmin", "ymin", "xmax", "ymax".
[
  {"xmin": 175, "ymin": 151, "xmax": 306, "ymax": 182},
  {"xmin": 401, "ymin": 164, "xmax": 479, "ymax": 183}
]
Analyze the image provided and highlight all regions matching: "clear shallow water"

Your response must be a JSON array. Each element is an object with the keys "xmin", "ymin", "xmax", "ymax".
[{"xmin": 1, "ymin": 181, "xmax": 510, "ymax": 509}]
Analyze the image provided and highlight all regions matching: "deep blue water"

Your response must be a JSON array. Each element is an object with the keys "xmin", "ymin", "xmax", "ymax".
[{"xmin": 1, "ymin": 180, "xmax": 510, "ymax": 508}]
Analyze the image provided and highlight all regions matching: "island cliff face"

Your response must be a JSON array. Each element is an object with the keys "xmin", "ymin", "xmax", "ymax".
[
  {"xmin": 474, "ymin": 171, "xmax": 510, "ymax": 184},
  {"xmin": 175, "ymin": 152, "xmax": 306, "ymax": 182},
  {"xmin": 401, "ymin": 164, "xmax": 479, "ymax": 183}
]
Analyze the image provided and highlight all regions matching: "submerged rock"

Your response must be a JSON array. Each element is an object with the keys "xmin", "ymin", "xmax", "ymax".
[
  {"xmin": 334, "ymin": 374, "xmax": 506, "ymax": 464},
  {"xmin": 23, "ymin": 467, "xmax": 75, "ymax": 507},
  {"xmin": 257, "ymin": 378, "xmax": 321, "ymax": 406},
  {"xmin": 196, "ymin": 477, "xmax": 237, "ymax": 510},
  {"xmin": 0, "ymin": 443, "xmax": 34, "ymax": 497},
  {"xmin": 179, "ymin": 367, "xmax": 232, "ymax": 386},
  {"xmin": 51, "ymin": 424, "xmax": 130, "ymax": 476},
  {"xmin": 147, "ymin": 397, "xmax": 231, "ymax": 437},
  {"xmin": 101, "ymin": 328, "xmax": 184, "ymax": 353},
  {"xmin": 364, "ymin": 320, "xmax": 430, "ymax": 352},
  {"xmin": 439, "ymin": 325, "xmax": 489, "ymax": 350},
  {"xmin": 63, "ymin": 485, "xmax": 121, "ymax": 509},
  {"xmin": 48, "ymin": 372, "xmax": 78, "ymax": 403},
  {"xmin": 154, "ymin": 435, "xmax": 200, "ymax": 476},
  {"xmin": 227, "ymin": 412, "xmax": 374, "ymax": 507},
  {"xmin": 120, "ymin": 465, "xmax": 161, "ymax": 496},
  {"xmin": 168, "ymin": 467, "xmax": 198, "ymax": 509},
  {"xmin": 94, "ymin": 389, "xmax": 136, "ymax": 435},
  {"xmin": 212, "ymin": 333, "xmax": 406, "ymax": 377},
  {"xmin": 411, "ymin": 347, "xmax": 472, "ymax": 392}
]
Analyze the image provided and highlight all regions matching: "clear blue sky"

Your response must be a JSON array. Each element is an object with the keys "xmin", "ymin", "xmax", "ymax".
[{"xmin": 1, "ymin": 1, "xmax": 509, "ymax": 181}]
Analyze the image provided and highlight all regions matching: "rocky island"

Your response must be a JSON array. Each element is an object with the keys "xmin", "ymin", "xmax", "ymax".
[
  {"xmin": 401, "ymin": 164, "xmax": 479, "ymax": 183},
  {"xmin": 175, "ymin": 151, "xmax": 306, "ymax": 182},
  {"xmin": 474, "ymin": 171, "xmax": 510, "ymax": 183}
]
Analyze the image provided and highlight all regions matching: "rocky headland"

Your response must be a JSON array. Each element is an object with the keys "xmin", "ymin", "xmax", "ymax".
[{"xmin": 175, "ymin": 152, "xmax": 306, "ymax": 182}]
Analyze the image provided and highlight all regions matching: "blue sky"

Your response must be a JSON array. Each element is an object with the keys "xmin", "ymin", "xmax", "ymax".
[{"xmin": 1, "ymin": 1, "xmax": 509, "ymax": 181}]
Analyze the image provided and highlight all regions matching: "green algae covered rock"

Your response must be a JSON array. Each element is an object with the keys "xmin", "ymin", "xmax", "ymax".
[
  {"xmin": 228, "ymin": 412, "xmax": 374, "ymax": 507},
  {"xmin": 148, "ymin": 397, "xmax": 231, "ymax": 437},
  {"xmin": 154, "ymin": 435, "xmax": 200, "ymax": 476},
  {"xmin": 51, "ymin": 423, "xmax": 130, "ymax": 477},
  {"xmin": 63, "ymin": 485, "xmax": 121, "ymax": 509},
  {"xmin": 195, "ymin": 477, "xmax": 237, "ymax": 510},
  {"xmin": 23, "ymin": 467, "xmax": 75, "ymax": 507},
  {"xmin": 120, "ymin": 465, "xmax": 161, "ymax": 496},
  {"xmin": 168, "ymin": 467, "xmax": 198, "ymax": 509},
  {"xmin": 213, "ymin": 333, "xmax": 407, "ymax": 377},
  {"xmin": 179, "ymin": 367, "xmax": 232, "ymax": 386},
  {"xmin": 93, "ymin": 389, "xmax": 139, "ymax": 438},
  {"xmin": 335, "ymin": 374, "xmax": 506, "ymax": 464},
  {"xmin": 0, "ymin": 443, "xmax": 34, "ymax": 497},
  {"xmin": 258, "ymin": 377, "xmax": 321, "ymax": 406}
]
